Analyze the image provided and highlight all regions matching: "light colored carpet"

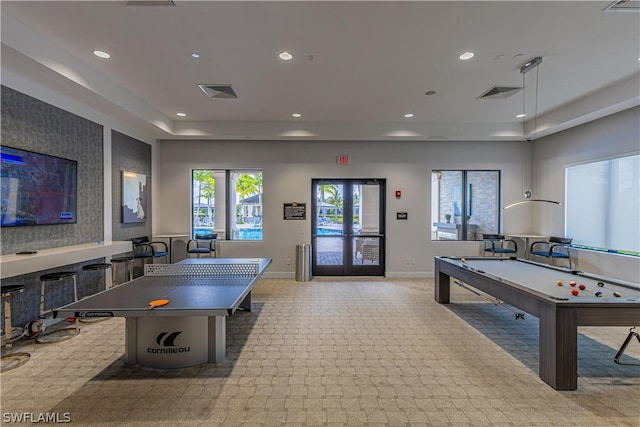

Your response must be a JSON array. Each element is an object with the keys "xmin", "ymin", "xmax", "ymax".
[{"xmin": 1, "ymin": 277, "xmax": 638, "ymax": 426}]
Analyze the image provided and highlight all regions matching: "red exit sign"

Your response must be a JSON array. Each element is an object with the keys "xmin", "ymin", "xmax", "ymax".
[{"xmin": 337, "ymin": 155, "xmax": 349, "ymax": 165}]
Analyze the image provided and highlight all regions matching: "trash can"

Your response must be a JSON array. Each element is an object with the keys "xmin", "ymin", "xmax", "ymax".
[{"xmin": 295, "ymin": 243, "xmax": 312, "ymax": 282}]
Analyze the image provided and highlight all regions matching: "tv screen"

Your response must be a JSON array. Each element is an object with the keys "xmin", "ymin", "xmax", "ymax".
[{"xmin": 1, "ymin": 146, "xmax": 78, "ymax": 227}]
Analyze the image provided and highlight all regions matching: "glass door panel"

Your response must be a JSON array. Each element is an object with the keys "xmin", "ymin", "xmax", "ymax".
[
  {"xmin": 312, "ymin": 181, "xmax": 345, "ymax": 274},
  {"xmin": 314, "ymin": 181, "xmax": 344, "ymax": 269},
  {"xmin": 312, "ymin": 179, "xmax": 384, "ymax": 276}
]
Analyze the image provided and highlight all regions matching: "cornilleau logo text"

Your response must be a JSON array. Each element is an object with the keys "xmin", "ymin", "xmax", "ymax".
[
  {"xmin": 75, "ymin": 311, "xmax": 113, "ymax": 317},
  {"xmin": 147, "ymin": 331, "xmax": 190, "ymax": 354}
]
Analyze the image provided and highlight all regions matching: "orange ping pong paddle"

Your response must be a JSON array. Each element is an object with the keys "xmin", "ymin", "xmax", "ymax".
[{"xmin": 148, "ymin": 299, "xmax": 170, "ymax": 310}]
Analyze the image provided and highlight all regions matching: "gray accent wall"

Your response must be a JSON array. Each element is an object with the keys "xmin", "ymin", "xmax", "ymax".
[
  {"xmin": 1, "ymin": 86, "xmax": 105, "ymax": 326},
  {"xmin": 111, "ymin": 129, "xmax": 152, "ymax": 241},
  {"xmin": 1, "ymin": 85, "xmax": 104, "ymax": 254}
]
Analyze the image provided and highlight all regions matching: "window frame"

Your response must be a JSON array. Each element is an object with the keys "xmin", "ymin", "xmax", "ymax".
[
  {"xmin": 565, "ymin": 153, "xmax": 640, "ymax": 256},
  {"xmin": 191, "ymin": 168, "xmax": 263, "ymax": 241},
  {"xmin": 431, "ymin": 169, "xmax": 502, "ymax": 241}
]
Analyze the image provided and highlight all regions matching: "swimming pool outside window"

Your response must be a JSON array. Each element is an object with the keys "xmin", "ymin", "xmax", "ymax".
[{"xmin": 191, "ymin": 169, "xmax": 263, "ymax": 241}]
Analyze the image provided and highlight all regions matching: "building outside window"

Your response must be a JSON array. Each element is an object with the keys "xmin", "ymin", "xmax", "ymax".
[{"xmin": 431, "ymin": 170, "xmax": 500, "ymax": 241}]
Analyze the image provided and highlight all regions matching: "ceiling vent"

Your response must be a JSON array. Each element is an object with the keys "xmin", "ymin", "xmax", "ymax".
[
  {"xmin": 198, "ymin": 84, "xmax": 238, "ymax": 99},
  {"xmin": 603, "ymin": 0, "xmax": 640, "ymax": 11},
  {"xmin": 477, "ymin": 86, "xmax": 522, "ymax": 100},
  {"xmin": 123, "ymin": 0, "xmax": 175, "ymax": 6}
]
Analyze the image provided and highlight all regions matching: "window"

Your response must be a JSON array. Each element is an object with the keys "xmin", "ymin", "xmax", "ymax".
[
  {"xmin": 431, "ymin": 170, "xmax": 500, "ymax": 241},
  {"xmin": 565, "ymin": 154, "xmax": 639, "ymax": 255},
  {"xmin": 192, "ymin": 169, "xmax": 263, "ymax": 241}
]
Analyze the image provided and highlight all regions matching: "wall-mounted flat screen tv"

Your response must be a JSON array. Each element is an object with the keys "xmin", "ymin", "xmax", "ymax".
[{"xmin": 1, "ymin": 146, "xmax": 78, "ymax": 227}]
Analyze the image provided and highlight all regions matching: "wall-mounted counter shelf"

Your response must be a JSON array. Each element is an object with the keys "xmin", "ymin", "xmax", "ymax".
[{"xmin": 0, "ymin": 241, "xmax": 132, "ymax": 279}]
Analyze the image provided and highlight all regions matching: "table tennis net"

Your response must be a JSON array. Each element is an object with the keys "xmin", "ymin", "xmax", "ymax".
[{"xmin": 145, "ymin": 263, "xmax": 260, "ymax": 277}]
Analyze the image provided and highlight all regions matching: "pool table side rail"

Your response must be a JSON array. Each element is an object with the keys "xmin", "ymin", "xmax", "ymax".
[
  {"xmin": 435, "ymin": 256, "xmax": 546, "ymax": 316},
  {"xmin": 434, "ymin": 257, "xmax": 640, "ymax": 319}
]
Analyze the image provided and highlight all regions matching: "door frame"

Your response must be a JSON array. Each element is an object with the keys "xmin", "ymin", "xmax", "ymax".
[{"xmin": 311, "ymin": 178, "xmax": 386, "ymax": 276}]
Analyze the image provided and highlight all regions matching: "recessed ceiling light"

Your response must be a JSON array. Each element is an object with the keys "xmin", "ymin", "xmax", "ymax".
[
  {"xmin": 191, "ymin": 52, "xmax": 200, "ymax": 58},
  {"xmin": 516, "ymin": 114, "xmax": 526, "ymax": 118},
  {"xmin": 93, "ymin": 50, "xmax": 111, "ymax": 59},
  {"xmin": 176, "ymin": 112, "xmax": 186, "ymax": 117},
  {"xmin": 279, "ymin": 51, "xmax": 293, "ymax": 61},
  {"xmin": 404, "ymin": 113, "xmax": 414, "ymax": 118},
  {"xmin": 292, "ymin": 113, "xmax": 301, "ymax": 118},
  {"xmin": 459, "ymin": 51, "xmax": 474, "ymax": 60}
]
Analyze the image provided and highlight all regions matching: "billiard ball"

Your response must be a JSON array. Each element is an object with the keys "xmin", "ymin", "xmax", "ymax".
[
  {"xmin": 594, "ymin": 291, "xmax": 603, "ymax": 297},
  {"xmin": 557, "ymin": 280, "xmax": 564, "ymax": 286},
  {"xmin": 571, "ymin": 289, "xmax": 579, "ymax": 296},
  {"xmin": 569, "ymin": 281, "xmax": 577, "ymax": 287},
  {"xmin": 597, "ymin": 281, "xmax": 604, "ymax": 287},
  {"xmin": 613, "ymin": 291, "xmax": 621, "ymax": 298},
  {"xmin": 578, "ymin": 284, "xmax": 586, "ymax": 290},
  {"xmin": 461, "ymin": 258, "xmax": 466, "ymax": 263}
]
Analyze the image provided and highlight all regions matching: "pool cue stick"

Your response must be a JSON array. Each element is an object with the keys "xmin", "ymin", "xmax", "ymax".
[{"xmin": 453, "ymin": 280, "xmax": 525, "ymax": 320}]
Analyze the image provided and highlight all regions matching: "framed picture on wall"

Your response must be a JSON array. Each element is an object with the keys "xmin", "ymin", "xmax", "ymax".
[{"xmin": 122, "ymin": 171, "xmax": 148, "ymax": 223}]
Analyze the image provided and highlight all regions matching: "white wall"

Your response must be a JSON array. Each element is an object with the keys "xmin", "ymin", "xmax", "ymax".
[
  {"xmin": 532, "ymin": 107, "xmax": 640, "ymax": 282},
  {"xmin": 157, "ymin": 139, "xmax": 530, "ymax": 278},
  {"xmin": 6, "ymin": 61, "xmax": 637, "ymax": 281}
]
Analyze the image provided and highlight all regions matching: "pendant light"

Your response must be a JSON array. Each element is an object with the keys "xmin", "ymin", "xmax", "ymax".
[{"xmin": 505, "ymin": 56, "xmax": 561, "ymax": 209}]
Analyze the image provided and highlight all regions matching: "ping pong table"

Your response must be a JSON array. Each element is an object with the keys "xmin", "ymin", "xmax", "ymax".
[{"xmin": 54, "ymin": 258, "xmax": 271, "ymax": 369}]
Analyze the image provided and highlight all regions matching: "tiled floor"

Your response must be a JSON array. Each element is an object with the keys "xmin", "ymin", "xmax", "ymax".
[{"xmin": 1, "ymin": 277, "xmax": 639, "ymax": 426}]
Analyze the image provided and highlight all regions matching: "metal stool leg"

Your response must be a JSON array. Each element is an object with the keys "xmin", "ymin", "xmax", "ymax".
[
  {"xmin": 81, "ymin": 263, "xmax": 113, "ymax": 323},
  {"xmin": 36, "ymin": 273, "xmax": 80, "ymax": 344},
  {"xmin": 111, "ymin": 265, "xmax": 119, "ymax": 289},
  {"xmin": 1, "ymin": 285, "xmax": 31, "ymax": 372},
  {"xmin": 111, "ymin": 257, "xmax": 133, "ymax": 286}
]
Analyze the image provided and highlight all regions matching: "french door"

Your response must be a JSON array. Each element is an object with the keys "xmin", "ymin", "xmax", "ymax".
[{"xmin": 311, "ymin": 179, "xmax": 385, "ymax": 276}]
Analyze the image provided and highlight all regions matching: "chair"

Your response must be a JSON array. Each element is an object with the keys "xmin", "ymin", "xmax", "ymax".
[
  {"xmin": 132, "ymin": 237, "xmax": 168, "ymax": 265},
  {"xmin": 355, "ymin": 238, "xmax": 365, "ymax": 261},
  {"xmin": 187, "ymin": 238, "xmax": 217, "ymax": 258},
  {"xmin": 361, "ymin": 239, "xmax": 380, "ymax": 264},
  {"xmin": 530, "ymin": 236, "xmax": 573, "ymax": 268},
  {"xmin": 482, "ymin": 234, "xmax": 518, "ymax": 256}
]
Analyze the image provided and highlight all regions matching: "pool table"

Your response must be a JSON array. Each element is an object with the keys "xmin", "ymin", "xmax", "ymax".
[{"xmin": 434, "ymin": 256, "xmax": 640, "ymax": 390}]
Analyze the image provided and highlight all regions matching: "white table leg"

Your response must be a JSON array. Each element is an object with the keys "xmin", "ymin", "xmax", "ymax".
[
  {"xmin": 208, "ymin": 316, "xmax": 226, "ymax": 363},
  {"xmin": 125, "ymin": 317, "xmax": 137, "ymax": 365}
]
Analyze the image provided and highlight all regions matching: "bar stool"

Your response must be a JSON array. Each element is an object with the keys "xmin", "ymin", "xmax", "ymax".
[
  {"xmin": 80, "ymin": 263, "xmax": 112, "ymax": 324},
  {"xmin": 1, "ymin": 285, "xmax": 31, "ymax": 372},
  {"xmin": 83, "ymin": 263, "xmax": 112, "ymax": 289},
  {"xmin": 36, "ymin": 271, "xmax": 80, "ymax": 344},
  {"xmin": 110, "ymin": 256, "xmax": 133, "ymax": 287}
]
